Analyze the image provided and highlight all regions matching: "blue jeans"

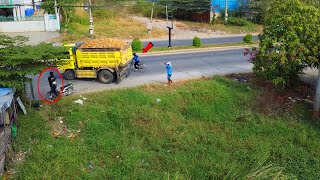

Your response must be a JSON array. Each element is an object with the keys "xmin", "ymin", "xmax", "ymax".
[{"xmin": 167, "ymin": 74, "xmax": 172, "ymax": 81}]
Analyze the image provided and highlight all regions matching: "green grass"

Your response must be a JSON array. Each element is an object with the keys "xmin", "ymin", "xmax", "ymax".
[
  {"xmin": 179, "ymin": 21, "xmax": 263, "ymax": 34},
  {"xmin": 12, "ymin": 77, "xmax": 320, "ymax": 179},
  {"xmin": 144, "ymin": 41, "xmax": 259, "ymax": 53}
]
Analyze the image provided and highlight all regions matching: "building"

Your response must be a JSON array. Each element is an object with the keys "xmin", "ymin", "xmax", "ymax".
[
  {"xmin": 0, "ymin": 0, "xmax": 60, "ymax": 32},
  {"xmin": 0, "ymin": 88, "xmax": 17, "ymax": 176},
  {"xmin": 211, "ymin": 0, "xmax": 241, "ymax": 13},
  {"xmin": 0, "ymin": 0, "xmax": 42, "ymax": 21}
]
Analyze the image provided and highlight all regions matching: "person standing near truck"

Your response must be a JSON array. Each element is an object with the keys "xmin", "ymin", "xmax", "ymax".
[
  {"xmin": 48, "ymin": 72, "xmax": 57, "ymax": 94},
  {"xmin": 164, "ymin": 62, "xmax": 173, "ymax": 84}
]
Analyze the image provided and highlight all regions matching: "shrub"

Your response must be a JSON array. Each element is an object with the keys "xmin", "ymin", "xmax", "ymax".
[
  {"xmin": 227, "ymin": 17, "xmax": 251, "ymax": 26},
  {"xmin": 243, "ymin": 34, "xmax": 253, "ymax": 43},
  {"xmin": 193, "ymin": 36, "xmax": 202, "ymax": 47},
  {"xmin": 131, "ymin": 38, "xmax": 143, "ymax": 51}
]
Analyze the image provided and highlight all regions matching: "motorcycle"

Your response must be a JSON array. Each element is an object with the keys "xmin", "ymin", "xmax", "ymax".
[
  {"xmin": 131, "ymin": 60, "xmax": 146, "ymax": 72},
  {"xmin": 45, "ymin": 82, "xmax": 74, "ymax": 101}
]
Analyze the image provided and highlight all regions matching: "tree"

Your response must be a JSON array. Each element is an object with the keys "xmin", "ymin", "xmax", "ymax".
[
  {"xmin": 250, "ymin": 0, "xmax": 320, "ymax": 111},
  {"xmin": 0, "ymin": 34, "xmax": 67, "ymax": 92},
  {"xmin": 160, "ymin": 0, "xmax": 210, "ymax": 21},
  {"xmin": 41, "ymin": 0, "xmax": 79, "ymax": 23}
]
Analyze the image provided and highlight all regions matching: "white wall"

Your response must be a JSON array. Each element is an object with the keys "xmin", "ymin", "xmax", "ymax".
[
  {"xmin": 0, "ymin": 21, "xmax": 45, "ymax": 32},
  {"xmin": 0, "ymin": 14, "xmax": 60, "ymax": 33}
]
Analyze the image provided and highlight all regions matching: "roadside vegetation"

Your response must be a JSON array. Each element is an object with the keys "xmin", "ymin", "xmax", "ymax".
[
  {"xmin": 146, "ymin": 41, "xmax": 259, "ymax": 53},
  {"xmin": 59, "ymin": 8, "xmax": 166, "ymax": 42},
  {"xmin": 9, "ymin": 76, "xmax": 320, "ymax": 179},
  {"xmin": 41, "ymin": 0, "xmax": 263, "ymax": 42},
  {"xmin": 176, "ymin": 20, "xmax": 262, "ymax": 34}
]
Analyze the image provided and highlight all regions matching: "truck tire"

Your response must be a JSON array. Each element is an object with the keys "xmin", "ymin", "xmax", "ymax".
[
  {"xmin": 64, "ymin": 70, "xmax": 75, "ymax": 80},
  {"xmin": 98, "ymin": 70, "xmax": 114, "ymax": 84}
]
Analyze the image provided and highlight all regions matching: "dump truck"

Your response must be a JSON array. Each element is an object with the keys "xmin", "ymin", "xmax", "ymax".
[{"xmin": 58, "ymin": 38, "xmax": 133, "ymax": 84}]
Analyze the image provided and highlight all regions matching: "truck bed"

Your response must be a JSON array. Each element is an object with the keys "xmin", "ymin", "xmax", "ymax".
[{"xmin": 76, "ymin": 44, "xmax": 132, "ymax": 69}]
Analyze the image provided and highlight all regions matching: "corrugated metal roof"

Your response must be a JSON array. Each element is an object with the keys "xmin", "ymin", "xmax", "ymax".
[{"xmin": 0, "ymin": 88, "xmax": 13, "ymax": 112}]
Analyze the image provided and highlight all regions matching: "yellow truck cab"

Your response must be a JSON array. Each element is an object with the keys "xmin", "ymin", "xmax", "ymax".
[{"xmin": 58, "ymin": 40, "xmax": 133, "ymax": 84}]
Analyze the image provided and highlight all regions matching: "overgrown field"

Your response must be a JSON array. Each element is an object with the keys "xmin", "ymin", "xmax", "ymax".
[
  {"xmin": 60, "ymin": 8, "xmax": 166, "ymax": 42},
  {"xmin": 11, "ymin": 77, "xmax": 320, "ymax": 179}
]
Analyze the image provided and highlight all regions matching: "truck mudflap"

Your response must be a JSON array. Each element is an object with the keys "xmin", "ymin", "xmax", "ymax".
[{"xmin": 116, "ymin": 64, "xmax": 130, "ymax": 84}]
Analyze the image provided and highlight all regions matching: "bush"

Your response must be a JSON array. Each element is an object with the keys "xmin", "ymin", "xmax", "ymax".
[
  {"xmin": 131, "ymin": 38, "xmax": 143, "ymax": 51},
  {"xmin": 243, "ymin": 34, "xmax": 253, "ymax": 43},
  {"xmin": 193, "ymin": 36, "xmax": 202, "ymax": 47},
  {"xmin": 227, "ymin": 17, "xmax": 252, "ymax": 26}
]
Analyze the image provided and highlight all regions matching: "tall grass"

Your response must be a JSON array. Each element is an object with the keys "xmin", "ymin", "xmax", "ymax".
[{"xmin": 12, "ymin": 77, "xmax": 320, "ymax": 179}]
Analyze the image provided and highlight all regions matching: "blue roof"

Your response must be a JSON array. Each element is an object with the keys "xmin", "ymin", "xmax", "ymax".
[
  {"xmin": 0, "ymin": 88, "xmax": 14, "ymax": 112},
  {"xmin": 212, "ymin": 0, "xmax": 242, "ymax": 12}
]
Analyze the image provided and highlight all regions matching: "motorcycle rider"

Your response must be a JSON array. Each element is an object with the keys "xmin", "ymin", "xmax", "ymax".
[
  {"xmin": 48, "ymin": 71, "xmax": 58, "ymax": 95},
  {"xmin": 133, "ymin": 53, "xmax": 140, "ymax": 71}
]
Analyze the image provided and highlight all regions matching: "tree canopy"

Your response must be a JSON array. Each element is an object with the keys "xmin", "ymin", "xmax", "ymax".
[
  {"xmin": 0, "ymin": 34, "xmax": 67, "ymax": 90},
  {"xmin": 251, "ymin": 0, "xmax": 320, "ymax": 86}
]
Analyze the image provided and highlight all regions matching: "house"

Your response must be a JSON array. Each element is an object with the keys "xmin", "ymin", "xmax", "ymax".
[
  {"xmin": 0, "ymin": 88, "xmax": 17, "ymax": 176},
  {"xmin": 211, "ymin": 0, "xmax": 242, "ymax": 13},
  {"xmin": 0, "ymin": 0, "xmax": 60, "ymax": 32},
  {"xmin": 0, "ymin": 0, "xmax": 42, "ymax": 21}
]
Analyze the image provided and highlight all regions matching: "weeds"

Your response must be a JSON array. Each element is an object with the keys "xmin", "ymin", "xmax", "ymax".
[{"xmin": 11, "ymin": 77, "xmax": 320, "ymax": 179}]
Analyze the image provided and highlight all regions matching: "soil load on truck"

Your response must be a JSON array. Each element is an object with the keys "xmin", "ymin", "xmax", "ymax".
[
  {"xmin": 58, "ymin": 38, "xmax": 133, "ymax": 84},
  {"xmin": 80, "ymin": 38, "xmax": 128, "ymax": 49}
]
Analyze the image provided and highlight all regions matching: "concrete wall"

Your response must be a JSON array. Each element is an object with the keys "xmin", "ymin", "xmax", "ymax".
[
  {"xmin": 0, "ymin": 14, "xmax": 60, "ymax": 32},
  {"xmin": 0, "ymin": 20, "xmax": 45, "ymax": 32}
]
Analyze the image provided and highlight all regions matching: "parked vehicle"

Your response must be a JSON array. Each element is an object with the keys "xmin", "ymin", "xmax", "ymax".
[
  {"xmin": 45, "ymin": 82, "xmax": 74, "ymax": 101},
  {"xmin": 58, "ymin": 40, "xmax": 133, "ymax": 84}
]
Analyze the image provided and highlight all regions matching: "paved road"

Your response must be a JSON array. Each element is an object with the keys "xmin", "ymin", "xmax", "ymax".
[
  {"xmin": 26, "ymin": 48, "xmax": 252, "ymax": 100},
  {"xmin": 142, "ymin": 35, "xmax": 259, "ymax": 48}
]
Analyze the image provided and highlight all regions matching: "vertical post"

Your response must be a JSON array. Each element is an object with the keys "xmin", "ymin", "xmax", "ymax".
[
  {"xmin": 210, "ymin": 4, "xmax": 213, "ymax": 23},
  {"xmin": 32, "ymin": 0, "xmax": 36, "ymax": 11},
  {"xmin": 16, "ymin": 6, "xmax": 21, "ymax": 21},
  {"xmin": 166, "ymin": 4, "xmax": 168, "ymax": 25},
  {"xmin": 314, "ymin": 67, "xmax": 320, "ymax": 116},
  {"xmin": 54, "ymin": 0, "xmax": 60, "ymax": 31},
  {"xmin": 168, "ymin": 27, "xmax": 172, "ymax": 48},
  {"xmin": 224, "ymin": 0, "xmax": 228, "ymax": 24},
  {"xmin": 151, "ymin": 1, "xmax": 155, "ymax": 22},
  {"xmin": 54, "ymin": 0, "xmax": 58, "ymax": 16},
  {"xmin": 89, "ymin": 0, "xmax": 94, "ymax": 39}
]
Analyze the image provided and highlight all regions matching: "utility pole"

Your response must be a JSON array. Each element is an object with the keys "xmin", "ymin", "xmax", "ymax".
[
  {"xmin": 54, "ymin": 0, "xmax": 58, "ymax": 16},
  {"xmin": 166, "ymin": 4, "xmax": 173, "ymax": 48},
  {"xmin": 32, "ymin": 0, "xmax": 36, "ymax": 11},
  {"xmin": 224, "ymin": 0, "xmax": 228, "ymax": 24},
  {"xmin": 148, "ymin": 1, "xmax": 155, "ymax": 34},
  {"xmin": 88, "ymin": 0, "xmax": 94, "ymax": 39},
  {"xmin": 150, "ymin": 1, "xmax": 155, "ymax": 22}
]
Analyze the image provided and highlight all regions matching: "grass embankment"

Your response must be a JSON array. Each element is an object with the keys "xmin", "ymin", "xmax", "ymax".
[
  {"xmin": 177, "ymin": 21, "xmax": 263, "ymax": 34},
  {"xmin": 147, "ymin": 41, "xmax": 259, "ymax": 53},
  {"xmin": 60, "ymin": 8, "xmax": 166, "ymax": 42},
  {"xmin": 12, "ymin": 77, "xmax": 320, "ymax": 179}
]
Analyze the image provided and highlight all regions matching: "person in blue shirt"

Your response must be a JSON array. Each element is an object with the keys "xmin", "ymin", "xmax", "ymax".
[
  {"xmin": 133, "ymin": 53, "xmax": 140, "ymax": 71},
  {"xmin": 165, "ymin": 62, "xmax": 173, "ymax": 83}
]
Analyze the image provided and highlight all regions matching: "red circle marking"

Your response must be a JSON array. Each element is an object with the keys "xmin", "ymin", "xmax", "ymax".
[{"xmin": 37, "ymin": 67, "xmax": 64, "ymax": 105}]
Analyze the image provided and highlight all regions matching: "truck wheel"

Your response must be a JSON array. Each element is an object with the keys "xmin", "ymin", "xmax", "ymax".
[
  {"xmin": 64, "ymin": 70, "xmax": 75, "ymax": 80},
  {"xmin": 98, "ymin": 70, "xmax": 114, "ymax": 84}
]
